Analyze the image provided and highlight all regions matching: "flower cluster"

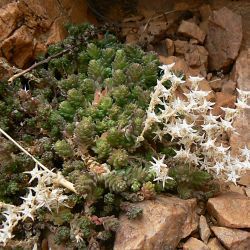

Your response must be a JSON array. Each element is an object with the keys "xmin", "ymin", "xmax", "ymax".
[
  {"xmin": 0, "ymin": 164, "xmax": 68, "ymax": 246},
  {"xmin": 0, "ymin": 128, "xmax": 75, "ymax": 247},
  {"xmin": 0, "ymin": 164, "xmax": 69, "ymax": 246},
  {"xmin": 139, "ymin": 63, "xmax": 250, "ymax": 187}
]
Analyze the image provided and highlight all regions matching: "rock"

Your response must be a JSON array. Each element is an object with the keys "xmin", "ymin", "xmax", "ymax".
[
  {"xmin": 159, "ymin": 56, "xmax": 189, "ymax": 75},
  {"xmin": 0, "ymin": 2, "xmax": 22, "ymax": 42},
  {"xmin": 232, "ymin": 46, "xmax": 250, "ymax": 94},
  {"xmin": 184, "ymin": 45, "xmax": 208, "ymax": 68},
  {"xmin": 178, "ymin": 20, "xmax": 206, "ymax": 44},
  {"xmin": 199, "ymin": 215, "xmax": 211, "ymax": 244},
  {"xmin": 207, "ymin": 192, "xmax": 250, "ymax": 228},
  {"xmin": 221, "ymin": 80, "xmax": 237, "ymax": 95},
  {"xmin": 165, "ymin": 38, "xmax": 175, "ymax": 56},
  {"xmin": 0, "ymin": 0, "xmax": 96, "ymax": 68},
  {"xmin": 159, "ymin": 55, "xmax": 208, "ymax": 78},
  {"xmin": 189, "ymin": 39, "xmax": 199, "ymax": 45},
  {"xmin": 205, "ymin": 7, "xmax": 242, "ymax": 71},
  {"xmin": 211, "ymin": 226, "xmax": 250, "ymax": 250},
  {"xmin": 114, "ymin": 196, "xmax": 198, "ymax": 250},
  {"xmin": 209, "ymin": 0, "xmax": 250, "ymax": 50},
  {"xmin": 212, "ymin": 92, "xmax": 236, "ymax": 117},
  {"xmin": 206, "ymin": 73, "xmax": 213, "ymax": 81},
  {"xmin": 207, "ymin": 238, "xmax": 225, "ymax": 250},
  {"xmin": 174, "ymin": 40, "xmax": 189, "ymax": 55},
  {"xmin": 209, "ymin": 78, "xmax": 223, "ymax": 92},
  {"xmin": 238, "ymin": 171, "xmax": 250, "ymax": 186},
  {"xmin": 183, "ymin": 237, "xmax": 209, "ymax": 250},
  {"xmin": 230, "ymin": 50, "xmax": 250, "ymax": 156},
  {"xmin": 227, "ymin": 183, "xmax": 246, "ymax": 196},
  {"xmin": 199, "ymin": 4, "xmax": 212, "ymax": 22},
  {"xmin": 1, "ymin": 25, "xmax": 35, "ymax": 68},
  {"xmin": 147, "ymin": 21, "xmax": 168, "ymax": 37},
  {"xmin": 245, "ymin": 187, "xmax": 250, "ymax": 197},
  {"xmin": 126, "ymin": 33, "xmax": 138, "ymax": 44}
]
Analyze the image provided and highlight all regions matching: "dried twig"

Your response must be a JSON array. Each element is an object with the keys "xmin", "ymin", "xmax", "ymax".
[
  {"xmin": 0, "ymin": 127, "xmax": 77, "ymax": 193},
  {"xmin": 8, "ymin": 48, "xmax": 71, "ymax": 84}
]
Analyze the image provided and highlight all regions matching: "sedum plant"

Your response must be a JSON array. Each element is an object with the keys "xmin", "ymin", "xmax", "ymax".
[
  {"xmin": 1, "ymin": 23, "xmax": 249, "ymax": 248},
  {"xmin": 138, "ymin": 63, "xmax": 250, "ymax": 189}
]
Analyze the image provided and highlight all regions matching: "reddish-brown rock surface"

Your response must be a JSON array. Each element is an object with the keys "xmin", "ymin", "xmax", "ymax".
[
  {"xmin": 0, "ymin": 0, "xmax": 96, "ymax": 68},
  {"xmin": 183, "ymin": 237, "xmax": 210, "ymax": 250},
  {"xmin": 205, "ymin": 7, "xmax": 242, "ymax": 71},
  {"xmin": 114, "ymin": 196, "xmax": 198, "ymax": 250},
  {"xmin": 230, "ymin": 49, "xmax": 250, "ymax": 156},
  {"xmin": 207, "ymin": 192, "xmax": 250, "ymax": 228},
  {"xmin": 199, "ymin": 215, "xmax": 211, "ymax": 244},
  {"xmin": 211, "ymin": 226, "xmax": 250, "ymax": 250},
  {"xmin": 178, "ymin": 20, "xmax": 206, "ymax": 44},
  {"xmin": 207, "ymin": 238, "xmax": 226, "ymax": 250}
]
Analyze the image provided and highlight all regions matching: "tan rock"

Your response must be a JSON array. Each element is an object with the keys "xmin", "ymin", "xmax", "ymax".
[
  {"xmin": 205, "ymin": 7, "xmax": 242, "ymax": 71},
  {"xmin": 183, "ymin": 237, "xmax": 209, "ymax": 250},
  {"xmin": 245, "ymin": 187, "xmax": 250, "ymax": 197},
  {"xmin": 1, "ymin": 25, "xmax": 35, "ymax": 68},
  {"xmin": 227, "ymin": 183, "xmax": 246, "ymax": 196},
  {"xmin": 230, "ymin": 49, "xmax": 250, "ymax": 156},
  {"xmin": 207, "ymin": 192, "xmax": 250, "ymax": 228},
  {"xmin": 147, "ymin": 20, "xmax": 168, "ymax": 36},
  {"xmin": 126, "ymin": 33, "xmax": 139, "ymax": 44},
  {"xmin": 159, "ymin": 56, "xmax": 189, "ymax": 75},
  {"xmin": 211, "ymin": 226, "xmax": 250, "ymax": 250},
  {"xmin": 238, "ymin": 171, "xmax": 250, "ymax": 186},
  {"xmin": 212, "ymin": 92, "xmax": 236, "ymax": 116},
  {"xmin": 159, "ymin": 55, "xmax": 207, "ymax": 78},
  {"xmin": 0, "ymin": 2, "xmax": 22, "ymax": 42},
  {"xmin": 199, "ymin": 215, "xmax": 211, "ymax": 244},
  {"xmin": 199, "ymin": 4, "xmax": 212, "ymax": 34},
  {"xmin": 221, "ymin": 80, "xmax": 237, "ymax": 95},
  {"xmin": 199, "ymin": 4, "xmax": 212, "ymax": 21},
  {"xmin": 178, "ymin": 20, "xmax": 206, "ymax": 44},
  {"xmin": 174, "ymin": 40, "xmax": 189, "ymax": 55},
  {"xmin": 189, "ymin": 39, "xmax": 199, "ymax": 45},
  {"xmin": 114, "ymin": 196, "xmax": 198, "ymax": 250},
  {"xmin": 209, "ymin": 78, "xmax": 223, "ymax": 92},
  {"xmin": 232, "ymin": 48, "xmax": 250, "ymax": 93},
  {"xmin": 207, "ymin": 238, "xmax": 225, "ymax": 250},
  {"xmin": 185, "ymin": 45, "xmax": 208, "ymax": 68},
  {"xmin": 165, "ymin": 38, "xmax": 175, "ymax": 56},
  {"xmin": 0, "ymin": 0, "xmax": 96, "ymax": 68}
]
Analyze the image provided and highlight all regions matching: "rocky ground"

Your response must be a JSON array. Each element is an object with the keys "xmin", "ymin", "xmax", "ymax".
[{"xmin": 0, "ymin": 1, "xmax": 250, "ymax": 249}]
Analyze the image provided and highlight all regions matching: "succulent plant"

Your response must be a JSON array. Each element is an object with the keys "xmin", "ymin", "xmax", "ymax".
[{"xmin": 0, "ymin": 24, "xmax": 221, "ymax": 249}]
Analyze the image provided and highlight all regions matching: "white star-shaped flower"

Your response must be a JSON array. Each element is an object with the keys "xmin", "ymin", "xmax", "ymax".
[
  {"xmin": 150, "ymin": 155, "xmax": 167, "ymax": 175},
  {"xmin": 203, "ymin": 113, "xmax": 220, "ymax": 124},
  {"xmin": 237, "ymin": 88, "xmax": 250, "ymax": 98},
  {"xmin": 159, "ymin": 63, "xmax": 175, "ymax": 78},
  {"xmin": 170, "ymin": 74, "xmax": 185, "ymax": 86},
  {"xmin": 201, "ymin": 138, "xmax": 217, "ymax": 150},
  {"xmin": 220, "ymin": 118, "xmax": 234, "ymax": 132},
  {"xmin": 211, "ymin": 162, "xmax": 225, "ymax": 175},
  {"xmin": 226, "ymin": 171, "xmax": 240, "ymax": 185},
  {"xmin": 235, "ymin": 99, "xmax": 250, "ymax": 109},
  {"xmin": 240, "ymin": 146, "xmax": 250, "ymax": 160},
  {"xmin": 221, "ymin": 107, "xmax": 238, "ymax": 121}
]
